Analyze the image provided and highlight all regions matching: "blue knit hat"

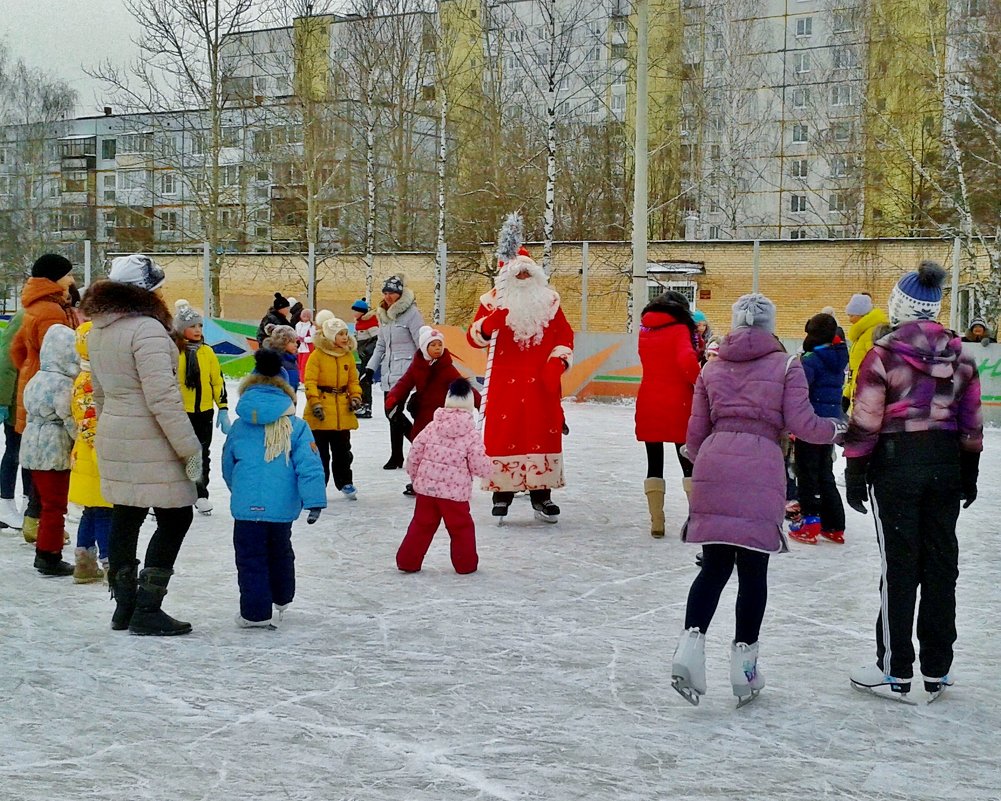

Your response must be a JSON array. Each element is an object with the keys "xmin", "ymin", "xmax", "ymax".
[
  {"xmin": 888, "ymin": 261, "xmax": 946, "ymax": 326},
  {"xmin": 351, "ymin": 298, "xmax": 369, "ymax": 313}
]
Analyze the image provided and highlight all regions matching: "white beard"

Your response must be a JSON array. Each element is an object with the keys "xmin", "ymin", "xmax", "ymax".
[{"xmin": 497, "ymin": 257, "xmax": 558, "ymax": 348}]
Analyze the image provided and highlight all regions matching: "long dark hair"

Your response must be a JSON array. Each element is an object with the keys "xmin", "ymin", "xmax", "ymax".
[{"xmin": 641, "ymin": 290, "xmax": 698, "ymax": 348}]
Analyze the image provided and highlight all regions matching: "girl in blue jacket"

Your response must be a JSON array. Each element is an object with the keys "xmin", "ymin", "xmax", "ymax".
[
  {"xmin": 790, "ymin": 313, "xmax": 849, "ymax": 545},
  {"xmin": 222, "ymin": 349, "xmax": 326, "ymax": 629}
]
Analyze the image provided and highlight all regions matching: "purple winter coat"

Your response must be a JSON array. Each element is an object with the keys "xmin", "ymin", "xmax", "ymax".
[{"xmin": 684, "ymin": 326, "xmax": 840, "ymax": 553}]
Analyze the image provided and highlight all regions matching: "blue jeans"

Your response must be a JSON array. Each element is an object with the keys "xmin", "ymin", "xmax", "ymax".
[
  {"xmin": 77, "ymin": 506, "xmax": 112, "ymax": 559},
  {"xmin": 233, "ymin": 520, "xmax": 295, "ymax": 623}
]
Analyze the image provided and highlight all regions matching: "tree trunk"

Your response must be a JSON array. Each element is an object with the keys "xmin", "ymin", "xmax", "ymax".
[{"xmin": 435, "ymin": 87, "xmax": 448, "ymax": 324}]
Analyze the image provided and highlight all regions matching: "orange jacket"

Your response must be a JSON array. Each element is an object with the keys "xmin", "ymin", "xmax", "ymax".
[{"xmin": 11, "ymin": 278, "xmax": 77, "ymax": 433}]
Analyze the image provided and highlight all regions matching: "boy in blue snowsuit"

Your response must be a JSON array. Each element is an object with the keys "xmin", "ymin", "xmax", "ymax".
[
  {"xmin": 222, "ymin": 349, "xmax": 326, "ymax": 628},
  {"xmin": 789, "ymin": 312, "xmax": 849, "ymax": 545}
]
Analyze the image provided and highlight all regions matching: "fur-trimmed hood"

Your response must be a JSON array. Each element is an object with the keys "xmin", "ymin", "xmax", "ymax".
[
  {"xmin": 314, "ymin": 322, "xmax": 357, "ymax": 357},
  {"xmin": 80, "ymin": 279, "xmax": 172, "ymax": 332},
  {"xmin": 376, "ymin": 287, "xmax": 416, "ymax": 324},
  {"xmin": 236, "ymin": 373, "xmax": 296, "ymax": 425}
]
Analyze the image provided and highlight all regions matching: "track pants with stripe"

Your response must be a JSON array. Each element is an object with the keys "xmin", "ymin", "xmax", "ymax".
[{"xmin": 868, "ymin": 432, "xmax": 961, "ymax": 680}]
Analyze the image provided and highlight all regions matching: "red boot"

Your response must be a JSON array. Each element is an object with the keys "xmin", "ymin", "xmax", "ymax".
[
  {"xmin": 789, "ymin": 516, "xmax": 820, "ymax": 544},
  {"xmin": 820, "ymin": 529, "xmax": 845, "ymax": 544}
]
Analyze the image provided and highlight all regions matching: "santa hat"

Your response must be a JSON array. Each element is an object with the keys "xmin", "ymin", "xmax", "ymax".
[
  {"xmin": 888, "ymin": 261, "xmax": 946, "ymax": 327},
  {"xmin": 418, "ymin": 325, "xmax": 445, "ymax": 359},
  {"xmin": 444, "ymin": 378, "xmax": 475, "ymax": 413}
]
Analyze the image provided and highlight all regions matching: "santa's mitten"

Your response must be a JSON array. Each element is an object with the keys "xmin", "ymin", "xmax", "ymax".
[
  {"xmin": 480, "ymin": 308, "xmax": 509, "ymax": 339},
  {"xmin": 542, "ymin": 357, "xmax": 567, "ymax": 394}
]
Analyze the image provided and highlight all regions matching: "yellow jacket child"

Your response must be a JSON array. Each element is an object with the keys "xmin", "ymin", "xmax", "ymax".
[
  {"xmin": 68, "ymin": 322, "xmax": 108, "ymax": 510},
  {"xmin": 303, "ymin": 316, "xmax": 362, "ymax": 498},
  {"xmin": 177, "ymin": 341, "xmax": 228, "ymax": 414}
]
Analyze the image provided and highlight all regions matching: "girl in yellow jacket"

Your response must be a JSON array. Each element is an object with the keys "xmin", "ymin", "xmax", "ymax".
[
  {"xmin": 174, "ymin": 301, "xmax": 229, "ymax": 515},
  {"xmin": 304, "ymin": 316, "xmax": 362, "ymax": 499},
  {"xmin": 68, "ymin": 321, "xmax": 110, "ymax": 583}
]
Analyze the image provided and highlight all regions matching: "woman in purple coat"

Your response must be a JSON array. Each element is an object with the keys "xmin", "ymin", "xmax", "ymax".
[{"xmin": 670, "ymin": 294, "xmax": 844, "ymax": 707}]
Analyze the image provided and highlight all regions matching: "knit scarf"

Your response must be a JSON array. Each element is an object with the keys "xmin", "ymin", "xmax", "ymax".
[
  {"xmin": 264, "ymin": 414, "xmax": 293, "ymax": 464},
  {"xmin": 184, "ymin": 343, "xmax": 202, "ymax": 390}
]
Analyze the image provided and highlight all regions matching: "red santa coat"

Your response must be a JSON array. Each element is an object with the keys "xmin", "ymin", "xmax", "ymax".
[
  {"xmin": 467, "ymin": 288, "xmax": 574, "ymax": 492},
  {"xmin": 635, "ymin": 309, "xmax": 701, "ymax": 443}
]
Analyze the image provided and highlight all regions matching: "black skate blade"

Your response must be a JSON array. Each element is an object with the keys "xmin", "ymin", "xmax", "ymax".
[
  {"xmin": 671, "ymin": 677, "xmax": 701, "ymax": 706},
  {"xmin": 850, "ymin": 680, "xmax": 918, "ymax": 705},
  {"xmin": 735, "ymin": 690, "xmax": 760, "ymax": 709}
]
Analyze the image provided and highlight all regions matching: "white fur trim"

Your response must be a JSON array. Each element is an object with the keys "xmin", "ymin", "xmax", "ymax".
[
  {"xmin": 482, "ymin": 453, "xmax": 565, "ymax": 492},
  {"xmin": 469, "ymin": 317, "xmax": 492, "ymax": 348},
  {"xmin": 548, "ymin": 345, "xmax": 574, "ymax": 369}
]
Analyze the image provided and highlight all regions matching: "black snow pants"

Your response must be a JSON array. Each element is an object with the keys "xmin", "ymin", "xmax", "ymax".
[{"xmin": 868, "ymin": 431, "xmax": 962, "ymax": 680}]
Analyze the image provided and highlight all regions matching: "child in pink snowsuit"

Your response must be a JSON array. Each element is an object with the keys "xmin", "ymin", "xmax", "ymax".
[{"xmin": 396, "ymin": 378, "xmax": 492, "ymax": 574}]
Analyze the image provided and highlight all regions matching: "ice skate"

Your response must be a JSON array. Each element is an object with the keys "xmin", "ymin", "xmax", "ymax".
[
  {"xmin": 532, "ymin": 499, "xmax": 560, "ymax": 524},
  {"xmin": 195, "ymin": 497, "xmax": 213, "ymax": 515},
  {"xmin": 788, "ymin": 515, "xmax": 820, "ymax": 544},
  {"xmin": 402, "ymin": 483, "xmax": 415, "ymax": 497},
  {"xmin": 849, "ymin": 664, "xmax": 917, "ymax": 705},
  {"xmin": 671, "ymin": 628, "xmax": 706, "ymax": 706},
  {"xmin": 730, "ymin": 641, "xmax": 765, "ymax": 708},
  {"xmin": 341, "ymin": 484, "xmax": 358, "ymax": 500},
  {"xmin": 274, "ymin": 603, "xmax": 290, "ymax": 627},
  {"xmin": 923, "ymin": 674, "xmax": 954, "ymax": 704},
  {"xmin": 492, "ymin": 500, "xmax": 510, "ymax": 525},
  {"xmin": 236, "ymin": 615, "xmax": 277, "ymax": 631},
  {"xmin": 0, "ymin": 497, "xmax": 22, "ymax": 530},
  {"xmin": 820, "ymin": 529, "xmax": 845, "ymax": 544}
]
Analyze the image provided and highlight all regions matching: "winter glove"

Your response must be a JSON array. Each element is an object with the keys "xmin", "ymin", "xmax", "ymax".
[
  {"xmin": 184, "ymin": 452, "xmax": 203, "ymax": 483},
  {"xmin": 960, "ymin": 449, "xmax": 980, "ymax": 509},
  {"xmin": 215, "ymin": 409, "xmax": 232, "ymax": 435},
  {"xmin": 386, "ymin": 401, "xmax": 404, "ymax": 420},
  {"xmin": 311, "ymin": 403, "xmax": 325, "ymax": 422},
  {"xmin": 479, "ymin": 307, "xmax": 509, "ymax": 339},
  {"xmin": 307, "ymin": 508, "xmax": 322, "ymax": 525},
  {"xmin": 542, "ymin": 357, "xmax": 568, "ymax": 394},
  {"xmin": 349, "ymin": 396, "xmax": 362, "ymax": 411},
  {"xmin": 360, "ymin": 367, "xmax": 375, "ymax": 384},
  {"xmin": 844, "ymin": 457, "xmax": 869, "ymax": 515}
]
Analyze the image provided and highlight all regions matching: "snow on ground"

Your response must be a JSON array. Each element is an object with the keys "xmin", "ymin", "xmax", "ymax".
[{"xmin": 2, "ymin": 388, "xmax": 1000, "ymax": 801}]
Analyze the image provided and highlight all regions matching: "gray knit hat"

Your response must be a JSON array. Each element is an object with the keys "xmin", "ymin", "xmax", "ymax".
[
  {"xmin": 173, "ymin": 299, "xmax": 203, "ymax": 333},
  {"xmin": 731, "ymin": 293, "xmax": 777, "ymax": 333},
  {"xmin": 845, "ymin": 293, "xmax": 874, "ymax": 316}
]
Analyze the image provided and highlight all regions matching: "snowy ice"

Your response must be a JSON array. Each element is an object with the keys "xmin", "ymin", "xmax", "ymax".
[{"xmin": 2, "ymin": 389, "xmax": 1000, "ymax": 800}]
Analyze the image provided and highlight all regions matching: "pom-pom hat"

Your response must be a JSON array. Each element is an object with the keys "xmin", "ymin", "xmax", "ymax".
[
  {"xmin": 444, "ymin": 378, "xmax": 476, "ymax": 413},
  {"xmin": 271, "ymin": 292, "xmax": 290, "ymax": 311},
  {"xmin": 173, "ymin": 299, "xmax": 203, "ymax": 333},
  {"xmin": 888, "ymin": 261, "xmax": 946, "ymax": 326},
  {"xmin": 351, "ymin": 299, "xmax": 369, "ymax": 313}
]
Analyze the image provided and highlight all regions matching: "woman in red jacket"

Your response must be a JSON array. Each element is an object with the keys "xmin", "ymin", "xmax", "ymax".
[
  {"xmin": 635, "ymin": 291, "xmax": 702, "ymax": 538},
  {"xmin": 385, "ymin": 326, "xmax": 480, "ymax": 495}
]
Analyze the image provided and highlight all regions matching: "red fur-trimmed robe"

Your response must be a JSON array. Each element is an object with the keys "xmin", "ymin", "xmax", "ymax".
[{"xmin": 467, "ymin": 288, "xmax": 574, "ymax": 492}]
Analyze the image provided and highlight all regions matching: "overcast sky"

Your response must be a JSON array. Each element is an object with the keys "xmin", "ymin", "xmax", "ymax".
[{"xmin": 4, "ymin": 0, "xmax": 143, "ymax": 115}]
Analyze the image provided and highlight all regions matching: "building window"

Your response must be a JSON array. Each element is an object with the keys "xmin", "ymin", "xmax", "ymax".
[
  {"xmin": 119, "ymin": 133, "xmax": 152, "ymax": 155},
  {"xmin": 219, "ymin": 208, "xmax": 237, "ymax": 229},
  {"xmin": 102, "ymin": 173, "xmax": 116, "ymax": 201},
  {"xmin": 61, "ymin": 170, "xmax": 88, "ymax": 193},
  {"xmin": 831, "ymin": 83, "xmax": 853, "ymax": 106},
  {"xmin": 791, "ymin": 194, "xmax": 808, "ymax": 213},
  {"xmin": 710, "ymin": 144, "xmax": 721, "ymax": 161},
  {"xmin": 968, "ymin": 0, "xmax": 986, "ymax": 16},
  {"xmin": 833, "ymin": 11, "xmax": 855, "ymax": 32},
  {"xmin": 833, "ymin": 47, "xmax": 857, "ymax": 69},
  {"xmin": 0, "ymin": 175, "xmax": 10, "ymax": 195},
  {"xmin": 790, "ymin": 228, "xmax": 807, "ymax": 239},
  {"xmin": 0, "ymin": 147, "xmax": 7, "ymax": 166},
  {"xmin": 161, "ymin": 210, "xmax": 179, "ymax": 232},
  {"xmin": 647, "ymin": 278, "xmax": 696, "ymax": 305},
  {"xmin": 796, "ymin": 17, "xmax": 812, "ymax": 37},
  {"xmin": 102, "ymin": 211, "xmax": 117, "ymax": 239},
  {"xmin": 792, "ymin": 124, "xmax": 809, "ymax": 143},
  {"xmin": 221, "ymin": 127, "xmax": 241, "ymax": 148},
  {"xmin": 119, "ymin": 169, "xmax": 149, "ymax": 190},
  {"xmin": 610, "ymin": 42, "xmax": 628, "ymax": 59},
  {"xmin": 792, "ymin": 87, "xmax": 809, "ymax": 108},
  {"xmin": 794, "ymin": 53, "xmax": 810, "ymax": 74},
  {"xmin": 221, "ymin": 165, "xmax": 241, "ymax": 187},
  {"xmin": 161, "ymin": 172, "xmax": 177, "ymax": 195},
  {"xmin": 829, "ymin": 192, "xmax": 849, "ymax": 212},
  {"xmin": 708, "ymin": 225, "xmax": 721, "ymax": 240},
  {"xmin": 792, "ymin": 158, "xmax": 808, "ymax": 178},
  {"xmin": 831, "ymin": 121, "xmax": 852, "ymax": 141},
  {"xmin": 831, "ymin": 156, "xmax": 854, "ymax": 177},
  {"xmin": 253, "ymin": 130, "xmax": 271, "ymax": 152},
  {"xmin": 611, "ymin": 92, "xmax": 626, "ymax": 113}
]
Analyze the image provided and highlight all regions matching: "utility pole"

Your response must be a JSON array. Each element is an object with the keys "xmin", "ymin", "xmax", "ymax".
[{"xmin": 630, "ymin": 0, "xmax": 649, "ymax": 333}]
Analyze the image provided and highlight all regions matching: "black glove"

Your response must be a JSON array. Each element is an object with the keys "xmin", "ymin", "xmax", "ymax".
[
  {"xmin": 360, "ymin": 367, "xmax": 375, "ymax": 383},
  {"xmin": 386, "ymin": 402, "xmax": 403, "ymax": 420},
  {"xmin": 844, "ymin": 457, "xmax": 869, "ymax": 515},
  {"xmin": 307, "ymin": 508, "xmax": 321, "ymax": 525},
  {"xmin": 960, "ymin": 450, "xmax": 980, "ymax": 509},
  {"xmin": 311, "ymin": 403, "xmax": 325, "ymax": 421}
]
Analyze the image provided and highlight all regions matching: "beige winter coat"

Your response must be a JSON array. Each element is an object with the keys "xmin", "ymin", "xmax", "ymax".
[{"xmin": 81, "ymin": 281, "xmax": 201, "ymax": 509}]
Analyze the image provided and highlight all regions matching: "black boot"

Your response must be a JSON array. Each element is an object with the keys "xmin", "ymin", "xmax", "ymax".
[
  {"xmin": 109, "ymin": 560, "xmax": 139, "ymax": 631},
  {"xmin": 129, "ymin": 567, "xmax": 192, "ymax": 636},
  {"xmin": 34, "ymin": 548, "xmax": 74, "ymax": 577}
]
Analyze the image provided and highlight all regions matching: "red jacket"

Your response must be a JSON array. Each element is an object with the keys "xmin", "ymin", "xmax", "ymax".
[
  {"xmin": 385, "ymin": 350, "xmax": 480, "ymax": 440},
  {"xmin": 635, "ymin": 308, "xmax": 701, "ymax": 443}
]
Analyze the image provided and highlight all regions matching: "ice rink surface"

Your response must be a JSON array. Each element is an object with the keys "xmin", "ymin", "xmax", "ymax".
[{"xmin": 2, "ymin": 392, "xmax": 999, "ymax": 801}]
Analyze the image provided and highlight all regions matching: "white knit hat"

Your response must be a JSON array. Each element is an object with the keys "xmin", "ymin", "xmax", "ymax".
[
  {"xmin": 314, "ymin": 309, "xmax": 335, "ymax": 329},
  {"xmin": 418, "ymin": 325, "xmax": 445, "ymax": 360},
  {"xmin": 321, "ymin": 316, "xmax": 349, "ymax": 340},
  {"xmin": 444, "ymin": 378, "xmax": 475, "ymax": 413}
]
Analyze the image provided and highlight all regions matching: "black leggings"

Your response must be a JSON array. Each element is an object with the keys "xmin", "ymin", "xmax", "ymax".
[
  {"xmin": 1, "ymin": 422, "xmax": 32, "ymax": 500},
  {"xmin": 684, "ymin": 544, "xmax": 769, "ymax": 645},
  {"xmin": 645, "ymin": 442, "xmax": 693, "ymax": 479},
  {"xmin": 108, "ymin": 504, "xmax": 194, "ymax": 576}
]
